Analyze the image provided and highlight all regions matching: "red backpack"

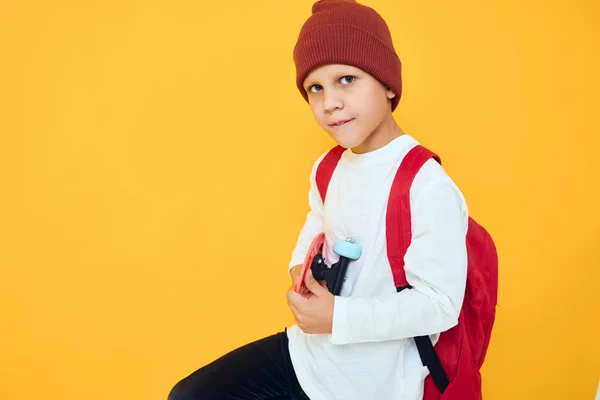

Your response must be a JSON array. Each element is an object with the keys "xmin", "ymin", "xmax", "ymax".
[{"xmin": 315, "ymin": 144, "xmax": 498, "ymax": 400}]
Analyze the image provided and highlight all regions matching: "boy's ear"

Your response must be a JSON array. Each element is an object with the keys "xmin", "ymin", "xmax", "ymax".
[{"xmin": 386, "ymin": 86, "xmax": 396, "ymax": 99}]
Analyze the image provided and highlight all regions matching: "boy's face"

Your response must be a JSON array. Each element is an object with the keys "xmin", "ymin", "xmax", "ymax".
[{"xmin": 302, "ymin": 64, "xmax": 396, "ymax": 153}]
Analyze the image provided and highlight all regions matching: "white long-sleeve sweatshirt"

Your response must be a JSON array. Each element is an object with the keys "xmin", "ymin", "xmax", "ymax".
[{"xmin": 286, "ymin": 134, "xmax": 469, "ymax": 400}]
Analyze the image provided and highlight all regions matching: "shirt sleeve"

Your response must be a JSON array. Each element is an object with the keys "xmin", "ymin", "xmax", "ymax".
[
  {"xmin": 330, "ymin": 180, "xmax": 469, "ymax": 344},
  {"xmin": 288, "ymin": 152, "xmax": 328, "ymax": 276}
]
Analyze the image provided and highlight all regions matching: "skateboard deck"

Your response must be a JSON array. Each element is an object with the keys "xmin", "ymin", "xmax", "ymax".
[{"xmin": 294, "ymin": 232, "xmax": 325, "ymax": 294}]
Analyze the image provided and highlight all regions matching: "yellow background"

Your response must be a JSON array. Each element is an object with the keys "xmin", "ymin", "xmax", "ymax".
[{"xmin": 1, "ymin": 0, "xmax": 599, "ymax": 399}]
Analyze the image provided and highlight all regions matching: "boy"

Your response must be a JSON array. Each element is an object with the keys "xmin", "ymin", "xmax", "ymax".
[{"xmin": 168, "ymin": 1, "xmax": 468, "ymax": 399}]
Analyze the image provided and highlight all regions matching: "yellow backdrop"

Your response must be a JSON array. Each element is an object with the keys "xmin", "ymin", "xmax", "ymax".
[{"xmin": 1, "ymin": 0, "xmax": 599, "ymax": 399}]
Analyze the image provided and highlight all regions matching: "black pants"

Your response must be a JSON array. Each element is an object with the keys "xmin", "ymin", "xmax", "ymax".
[{"xmin": 168, "ymin": 330, "xmax": 310, "ymax": 400}]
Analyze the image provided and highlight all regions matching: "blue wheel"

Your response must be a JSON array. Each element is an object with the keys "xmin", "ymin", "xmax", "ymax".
[{"xmin": 333, "ymin": 238, "xmax": 362, "ymax": 260}]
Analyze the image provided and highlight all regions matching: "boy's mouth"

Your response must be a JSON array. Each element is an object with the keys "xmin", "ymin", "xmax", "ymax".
[{"xmin": 329, "ymin": 118, "xmax": 354, "ymax": 127}]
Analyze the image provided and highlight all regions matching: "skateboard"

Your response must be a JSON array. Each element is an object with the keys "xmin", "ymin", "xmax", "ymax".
[{"xmin": 295, "ymin": 233, "xmax": 362, "ymax": 296}]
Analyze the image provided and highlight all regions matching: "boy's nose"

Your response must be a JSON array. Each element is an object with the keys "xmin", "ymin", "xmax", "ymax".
[{"xmin": 322, "ymin": 90, "xmax": 343, "ymax": 114}]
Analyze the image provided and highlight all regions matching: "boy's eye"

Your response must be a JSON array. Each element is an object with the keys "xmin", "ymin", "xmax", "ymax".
[{"xmin": 307, "ymin": 76, "xmax": 354, "ymax": 93}]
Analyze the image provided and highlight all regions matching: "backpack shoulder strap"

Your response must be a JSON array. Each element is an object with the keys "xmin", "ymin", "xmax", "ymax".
[
  {"xmin": 386, "ymin": 144, "xmax": 441, "ymax": 289},
  {"xmin": 315, "ymin": 145, "xmax": 345, "ymax": 203},
  {"xmin": 387, "ymin": 144, "xmax": 449, "ymax": 394}
]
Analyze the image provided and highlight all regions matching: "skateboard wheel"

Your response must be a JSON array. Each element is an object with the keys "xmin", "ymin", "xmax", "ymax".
[{"xmin": 333, "ymin": 239, "xmax": 361, "ymax": 259}]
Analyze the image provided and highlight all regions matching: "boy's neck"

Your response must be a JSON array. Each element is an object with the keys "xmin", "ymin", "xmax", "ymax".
[{"xmin": 351, "ymin": 114, "xmax": 405, "ymax": 154}]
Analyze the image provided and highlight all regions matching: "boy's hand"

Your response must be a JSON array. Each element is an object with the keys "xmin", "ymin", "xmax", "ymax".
[
  {"xmin": 289, "ymin": 264, "xmax": 309, "ymax": 297},
  {"xmin": 286, "ymin": 269, "xmax": 334, "ymax": 335},
  {"xmin": 290, "ymin": 264, "xmax": 328, "ymax": 295}
]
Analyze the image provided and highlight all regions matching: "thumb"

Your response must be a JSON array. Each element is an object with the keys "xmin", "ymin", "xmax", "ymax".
[{"xmin": 304, "ymin": 269, "xmax": 327, "ymax": 295}]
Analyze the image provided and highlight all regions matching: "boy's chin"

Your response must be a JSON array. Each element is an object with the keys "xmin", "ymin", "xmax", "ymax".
[{"xmin": 328, "ymin": 133, "xmax": 367, "ymax": 150}]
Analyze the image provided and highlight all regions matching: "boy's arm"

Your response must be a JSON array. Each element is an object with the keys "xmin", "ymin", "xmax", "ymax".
[
  {"xmin": 288, "ymin": 153, "xmax": 327, "ymax": 279},
  {"xmin": 330, "ymin": 180, "xmax": 469, "ymax": 345}
]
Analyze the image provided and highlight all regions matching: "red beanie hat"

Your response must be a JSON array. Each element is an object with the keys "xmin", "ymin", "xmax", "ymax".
[{"xmin": 293, "ymin": 0, "xmax": 402, "ymax": 111}]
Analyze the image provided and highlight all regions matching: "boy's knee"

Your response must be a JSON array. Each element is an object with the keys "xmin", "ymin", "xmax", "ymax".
[{"xmin": 167, "ymin": 378, "xmax": 194, "ymax": 400}]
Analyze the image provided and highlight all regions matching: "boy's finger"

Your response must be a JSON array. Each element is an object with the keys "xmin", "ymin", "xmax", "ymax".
[
  {"xmin": 288, "ymin": 299, "xmax": 305, "ymax": 322},
  {"xmin": 304, "ymin": 269, "xmax": 326, "ymax": 295},
  {"xmin": 287, "ymin": 289, "xmax": 305, "ymax": 306},
  {"xmin": 288, "ymin": 300, "xmax": 301, "ymax": 316}
]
